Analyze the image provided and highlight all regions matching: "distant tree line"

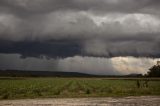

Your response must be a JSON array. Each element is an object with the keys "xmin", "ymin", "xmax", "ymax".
[{"xmin": 146, "ymin": 65, "xmax": 160, "ymax": 77}]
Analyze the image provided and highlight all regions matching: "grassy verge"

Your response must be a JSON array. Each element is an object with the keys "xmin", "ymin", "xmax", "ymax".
[{"xmin": 0, "ymin": 77, "xmax": 160, "ymax": 99}]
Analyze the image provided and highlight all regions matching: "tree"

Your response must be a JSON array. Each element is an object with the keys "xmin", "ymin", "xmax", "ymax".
[{"xmin": 147, "ymin": 65, "xmax": 160, "ymax": 77}]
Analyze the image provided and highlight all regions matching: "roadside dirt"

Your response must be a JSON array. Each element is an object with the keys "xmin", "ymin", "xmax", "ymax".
[{"xmin": 0, "ymin": 96, "xmax": 159, "ymax": 106}]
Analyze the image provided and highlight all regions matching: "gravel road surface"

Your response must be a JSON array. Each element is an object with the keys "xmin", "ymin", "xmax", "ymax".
[{"xmin": 0, "ymin": 96, "xmax": 159, "ymax": 106}]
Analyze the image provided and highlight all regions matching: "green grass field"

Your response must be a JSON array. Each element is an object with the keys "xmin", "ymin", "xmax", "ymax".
[{"xmin": 0, "ymin": 78, "xmax": 160, "ymax": 99}]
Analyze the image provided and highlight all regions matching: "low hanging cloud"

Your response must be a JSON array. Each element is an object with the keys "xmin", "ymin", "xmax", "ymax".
[{"xmin": 0, "ymin": 53, "xmax": 160, "ymax": 75}]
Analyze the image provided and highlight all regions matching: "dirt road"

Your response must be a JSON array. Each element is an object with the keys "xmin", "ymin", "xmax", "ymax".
[{"xmin": 0, "ymin": 96, "xmax": 159, "ymax": 106}]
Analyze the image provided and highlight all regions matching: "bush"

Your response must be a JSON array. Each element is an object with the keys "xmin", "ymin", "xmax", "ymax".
[{"xmin": 147, "ymin": 65, "xmax": 160, "ymax": 77}]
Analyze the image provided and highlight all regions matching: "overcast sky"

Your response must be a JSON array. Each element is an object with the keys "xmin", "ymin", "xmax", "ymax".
[{"xmin": 0, "ymin": 0, "xmax": 160, "ymax": 75}]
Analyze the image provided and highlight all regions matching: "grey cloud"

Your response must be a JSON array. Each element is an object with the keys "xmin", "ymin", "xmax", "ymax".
[
  {"xmin": 0, "ymin": 0, "xmax": 160, "ymax": 58},
  {"xmin": 58, "ymin": 56, "xmax": 119, "ymax": 75},
  {"xmin": 0, "ymin": 0, "xmax": 160, "ymax": 16},
  {"xmin": 83, "ymin": 39, "xmax": 160, "ymax": 58}
]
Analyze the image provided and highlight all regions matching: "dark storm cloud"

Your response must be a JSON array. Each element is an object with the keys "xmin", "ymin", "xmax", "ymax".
[
  {"xmin": 0, "ymin": 40, "xmax": 81, "ymax": 58},
  {"xmin": 0, "ymin": 0, "xmax": 160, "ymax": 58},
  {"xmin": 0, "ymin": 38, "xmax": 159, "ymax": 58}
]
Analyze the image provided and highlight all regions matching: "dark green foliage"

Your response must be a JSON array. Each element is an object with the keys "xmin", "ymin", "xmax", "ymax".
[
  {"xmin": 136, "ymin": 80, "xmax": 140, "ymax": 88},
  {"xmin": 85, "ymin": 89, "xmax": 90, "ymax": 94},
  {"xmin": 1, "ymin": 93, "xmax": 9, "ymax": 99},
  {"xmin": 147, "ymin": 65, "xmax": 160, "ymax": 77},
  {"xmin": 136, "ymin": 80, "xmax": 149, "ymax": 88}
]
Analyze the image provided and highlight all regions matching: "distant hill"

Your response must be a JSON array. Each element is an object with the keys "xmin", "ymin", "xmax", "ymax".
[
  {"xmin": 125, "ymin": 73, "xmax": 143, "ymax": 77},
  {"xmin": 0, "ymin": 70, "xmax": 94, "ymax": 77},
  {"xmin": 0, "ymin": 69, "xmax": 143, "ymax": 77}
]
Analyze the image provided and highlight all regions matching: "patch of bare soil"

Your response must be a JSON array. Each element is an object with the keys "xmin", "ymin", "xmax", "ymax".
[{"xmin": 0, "ymin": 96, "xmax": 159, "ymax": 106}]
